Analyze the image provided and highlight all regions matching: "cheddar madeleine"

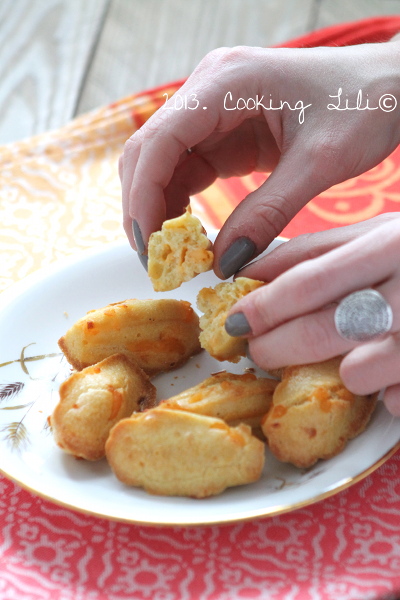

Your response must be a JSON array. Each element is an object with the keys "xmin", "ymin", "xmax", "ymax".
[
  {"xmin": 105, "ymin": 408, "xmax": 265, "ymax": 497},
  {"xmin": 262, "ymin": 358, "xmax": 377, "ymax": 468},
  {"xmin": 58, "ymin": 298, "xmax": 201, "ymax": 376},
  {"xmin": 148, "ymin": 206, "xmax": 213, "ymax": 292},
  {"xmin": 197, "ymin": 277, "xmax": 264, "ymax": 362},
  {"xmin": 51, "ymin": 353, "xmax": 156, "ymax": 461},
  {"xmin": 159, "ymin": 371, "xmax": 277, "ymax": 432}
]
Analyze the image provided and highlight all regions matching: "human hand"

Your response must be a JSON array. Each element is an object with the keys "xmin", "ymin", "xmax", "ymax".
[
  {"xmin": 120, "ymin": 41, "xmax": 400, "ymax": 276},
  {"xmin": 224, "ymin": 216, "xmax": 400, "ymax": 416}
]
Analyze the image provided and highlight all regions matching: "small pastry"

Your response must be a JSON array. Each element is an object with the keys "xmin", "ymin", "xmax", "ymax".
[
  {"xmin": 159, "ymin": 371, "xmax": 276, "ymax": 433},
  {"xmin": 261, "ymin": 357, "xmax": 377, "ymax": 468},
  {"xmin": 51, "ymin": 353, "xmax": 156, "ymax": 461},
  {"xmin": 58, "ymin": 298, "xmax": 201, "ymax": 376},
  {"xmin": 148, "ymin": 206, "xmax": 213, "ymax": 292},
  {"xmin": 197, "ymin": 277, "xmax": 264, "ymax": 362},
  {"xmin": 105, "ymin": 408, "xmax": 265, "ymax": 498}
]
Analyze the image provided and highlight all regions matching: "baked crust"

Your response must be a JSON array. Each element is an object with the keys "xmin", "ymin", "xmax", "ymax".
[
  {"xmin": 159, "ymin": 371, "xmax": 277, "ymax": 432},
  {"xmin": 58, "ymin": 298, "xmax": 201, "ymax": 376},
  {"xmin": 105, "ymin": 408, "xmax": 265, "ymax": 497},
  {"xmin": 51, "ymin": 353, "xmax": 157, "ymax": 461},
  {"xmin": 261, "ymin": 357, "xmax": 378, "ymax": 468},
  {"xmin": 148, "ymin": 206, "xmax": 213, "ymax": 292},
  {"xmin": 197, "ymin": 277, "xmax": 264, "ymax": 362}
]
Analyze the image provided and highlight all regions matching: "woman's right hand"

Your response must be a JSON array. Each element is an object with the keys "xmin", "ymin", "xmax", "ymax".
[{"xmin": 120, "ymin": 40, "xmax": 400, "ymax": 277}]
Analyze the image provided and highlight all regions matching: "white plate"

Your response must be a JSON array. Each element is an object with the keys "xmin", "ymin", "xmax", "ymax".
[{"xmin": 0, "ymin": 236, "xmax": 399, "ymax": 527}]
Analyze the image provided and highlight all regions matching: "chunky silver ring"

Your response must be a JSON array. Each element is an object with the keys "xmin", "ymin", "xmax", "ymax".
[{"xmin": 334, "ymin": 288, "xmax": 393, "ymax": 342}]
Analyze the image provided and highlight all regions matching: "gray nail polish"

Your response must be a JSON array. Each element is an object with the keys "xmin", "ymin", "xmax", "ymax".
[
  {"xmin": 219, "ymin": 237, "xmax": 256, "ymax": 279},
  {"xmin": 225, "ymin": 312, "xmax": 252, "ymax": 337},
  {"xmin": 246, "ymin": 343, "xmax": 253, "ymax": 362},
  {"xmin": 132, "ymin": 220, "xmax": 148, "ymax": 271},
  {"xmin": 132, "ymin": 220, "xmax": 145, "ymax": 254},
  {"xmin": 137, "ymin": 252, "xmax": 148, "ymax": 271}
]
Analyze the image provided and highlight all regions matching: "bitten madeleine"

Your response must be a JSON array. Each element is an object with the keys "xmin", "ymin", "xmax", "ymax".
[
  {"xmin": 262, "ymin": 357, "xmax": 377, "ymax": 468},
  {"xmin": 51, "ymin": 353, "xmax": 157, "ymax": 460},
  {"xmin": 148, "ymin": 206, "xmax": 213, "ymax": 292},
  {"xmin": 105, "ymin": 408, "xmax": 265, "ymax": 498},
  {"xmin": 197, "ymin": 277, "xmax": 264, "ymax": 362},
  {"xmin": 58, "ymin": 298, "xmax": 201, "ymax": 376},
  {"xmin": 159, "ymin": 371, "xmax": 277, "ymax": 432}
]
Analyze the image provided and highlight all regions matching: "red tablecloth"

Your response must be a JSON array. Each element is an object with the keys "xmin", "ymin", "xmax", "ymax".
[{"xmin": 1, "ymin": 16, "xmax": 400, "ymax": 600}]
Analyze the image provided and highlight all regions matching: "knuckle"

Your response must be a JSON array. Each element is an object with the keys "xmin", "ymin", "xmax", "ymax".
[
  {"xmin": 293, "ymin": 262, "xmax": 328, "ymax": 308},
  {"xmin": 292, "ymin": 233, "xmax": 323, "ymax": 261},
  {"xmin": 196, "ymin": 46, "xmax": 256, "ymax": 76},
  {"xmin": 251, "ymin": 196, "xmax": 294, "ymax": 241},
  {"xmin": 298, "ymin": 313, "xmax": 336, "ymax": 362},
  {"xmin": 193, "ymin": 47, "xmax": 230, "ymax": 74},
  {"xmin": 339, "ymin": 356, "xmax": 368, "ymax": 395},
  {"xmin": 251, "ymin": 288, "xmax": 277, "ymax": 332},
  {"xmin": 306, "ymin": 134, "xmax": 345, "ymax": 188},
  {"xmin": 214, "ymin": 45, "xmax": 252, "ymax": 65},
  {"xmin": 123, "ymin": 134, "xmax": 140, "ymax": 155}
]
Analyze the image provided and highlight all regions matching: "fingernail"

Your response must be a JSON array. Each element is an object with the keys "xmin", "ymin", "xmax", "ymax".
[
  {"xmin": 219, "ymin": 237, "xmax": 256, "ymax": 279},
  {"xmin": 132, "ymin": 220, "xmax": 148, "ymax": 271},
  {"xmin": 225, "ymin": 312, "xmax": 252, "ymax": 337}
]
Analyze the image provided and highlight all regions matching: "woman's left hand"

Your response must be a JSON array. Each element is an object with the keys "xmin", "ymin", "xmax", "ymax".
[{"xmin": 226, "ymin": 215, "xmax": 400, "ymax": 416}]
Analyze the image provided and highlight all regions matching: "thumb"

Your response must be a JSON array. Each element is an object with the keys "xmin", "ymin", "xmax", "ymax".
[{"xmin": 213, "ymin": 141, "xmax": 335, "ymax": 279}]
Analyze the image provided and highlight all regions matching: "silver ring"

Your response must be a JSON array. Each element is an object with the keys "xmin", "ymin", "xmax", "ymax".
[{"xmin": 334, "ymin": 288, "xmax": 393, "ymax": 342}]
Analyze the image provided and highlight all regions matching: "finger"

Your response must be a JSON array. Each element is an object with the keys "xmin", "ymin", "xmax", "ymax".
[
  {"xmin": 126, "ymin": 47, "xmax": 276, "ymax": 245},
  {"xmin": 118, "ymin": 154, "xmax": 123, "ymax": 182},
  {"xmin": 340, "ymin": 332, "xmax": 400, "ymax": 396},
  {"xmin": 121, "ymin": 136, "xmax": 142, "ymax": 250},
  {"xmin": 163, "ymin": 119, "xmax": 280, "ymax": 220},
  {"xmin": 192, "ymin": 118, "xmax": 280, "ymax": 177},
  {"xmin": 247, "ymin": 304, "xmax": 354, "ymax": 370},
  {"xmin": 383, "ymin": 384, "xmax": 400, "ymax": 417},
  {"xmin": 246, "ymin": 276, "xmax": 400, "ymax": 373},
  {"xmin": 227, "ymin": 221, "xmax": 400, "ymax": 337},
  {"xmin": 119, "ymin": 153, "xmax": 136, "ymax": 249},
  {"xmin": 128, "ymin": 94, "xmax": 220, "ymax": 244},
  {"xmin": 164, "ymin": 152, "xmax": 218, "ymax": 220},
  {"xmin": 213, "ymin": 137, "xmax": 341, "ymax": 279},
  {"xmin": 239, "ymin": 213, "xmax": 400, "ymax": 281}
]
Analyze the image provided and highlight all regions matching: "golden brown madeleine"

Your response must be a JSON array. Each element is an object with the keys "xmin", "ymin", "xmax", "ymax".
[
  {"xmin": 261, "ymin": 357, "xmax": 377, "ymax": 468},
  {"xmin": 159, "ymin": 371, "xmax": 277, "ymax": 431},
  {"xmin": 51, "ymin": 353, "xmax": 157, "ymax": 461},
  {"xmin": 106, "ymin": 408, "xmax": 265, "ymax": 498},
  {"xmin": 58, "ymin": 298, "xmax": 201, "ymax": 376},
  {"xmin": 197, "ymin": 277, "xmax": 264, "ymax": 362},
  {"xmin": 148, "ymin": 206, "xmax": 213, "ymax": 292}
]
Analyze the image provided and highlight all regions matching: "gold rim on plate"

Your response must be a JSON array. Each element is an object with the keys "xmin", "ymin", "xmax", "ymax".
[{"xmin": 0, "ymin": 440, "xmax": 398, "ymax": 528}]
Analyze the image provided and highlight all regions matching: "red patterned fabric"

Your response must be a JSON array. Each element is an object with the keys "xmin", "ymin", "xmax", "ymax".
[{"xmin": 1, "ymin": 16, "xmax": 400, "ymax": 600}]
